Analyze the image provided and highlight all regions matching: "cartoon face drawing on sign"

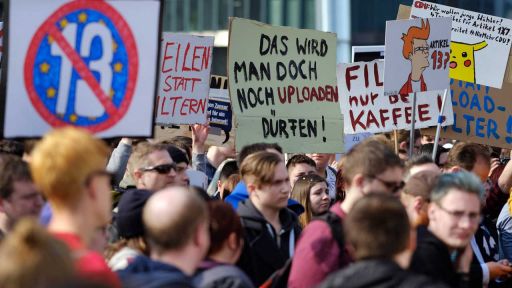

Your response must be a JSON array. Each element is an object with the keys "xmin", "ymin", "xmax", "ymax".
[
  {"xmin": 449, "ymin": 41, "xmax": 487, "ymax": 83},
  {"xmin": 399, "ymin": 19, "xmax": 430, "ymax": 96}
]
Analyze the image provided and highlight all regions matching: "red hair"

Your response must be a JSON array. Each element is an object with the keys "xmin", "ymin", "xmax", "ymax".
[{"xmin": 401, "ymin": 19, "xmax": 430, "ymax": 59}]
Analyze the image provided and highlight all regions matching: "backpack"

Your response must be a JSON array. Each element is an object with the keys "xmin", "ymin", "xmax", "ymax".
[{"xmin": 259, "ymin": 211, "xmax": 345, "ymax": 288}]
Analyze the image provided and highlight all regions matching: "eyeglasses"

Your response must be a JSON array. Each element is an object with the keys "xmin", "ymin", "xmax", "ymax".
[
  {"xmin": 372, "ymin": 177, "xmax": 405, "ymax": 194},
  {"xmin": 435, "ymin": 203, "xmax": 481, "ymax": 223},
  {"xmin": 414, "ymin": 46, "xmax": 429, "ymax": 53},
  {"xmin": 140, "ymin": 163, "xmax": 177, "ymax": 174}
]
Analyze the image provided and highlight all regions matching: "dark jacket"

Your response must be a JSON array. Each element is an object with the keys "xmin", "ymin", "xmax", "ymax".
[
  {"xmin": 318, "ymin": 259, "xmax": 449, "ymax": 288},
  {"xmin": 236, "ymin": 199, "xmax": 301, "ymax": 286},
  {"xmin": 410, "ymin": 226, "xmax": 474, "ymax": 288},
  {"xmin": 193, "ymin": 260, "xmax": 255, "ymax": 288},
  {"xmin": 117, "ymin": 255, "xmax": 195, "ymax": 288}
]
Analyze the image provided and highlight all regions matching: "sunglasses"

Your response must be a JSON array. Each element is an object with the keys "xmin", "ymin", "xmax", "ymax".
[
  {"xmin": 140, "ymin": 163, "xmax": 177, "ymax": 174},
  {"xmin": 372, "ymin": 177, "xmax": 405, "ymax": 194}
]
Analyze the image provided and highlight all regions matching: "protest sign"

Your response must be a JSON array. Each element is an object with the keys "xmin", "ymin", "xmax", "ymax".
[
  {"xmin": 338, "ymin": 60, "xmax": 454, "ymax": 134},
  {"xmin": 411, "ymin": 0, "xmax": 512, "ymax": 89},
  {"xmin": 384, "ymin": 17, "xmax": 452, "ymax": 97},
  {"xmin": 423, "ymin": 80, "xmax": 512, "ymax": 149},
  {"xmin": 207, "ymin": 75, "xmax": 234, "ymax": 146},
  {"xmin": 154, "ymin": 75, "xmax": 235, "ymax": 147},
  {"xmin": 2, "ymin": 0, "xmax": 160, "ymax": 138},
  {"xmin": 228, "ymin": 17, "xmax": 343, "ymax": 153},
  {"xmin": 155, "ymin": 33, "xmax": 214, "ymax": 125}
]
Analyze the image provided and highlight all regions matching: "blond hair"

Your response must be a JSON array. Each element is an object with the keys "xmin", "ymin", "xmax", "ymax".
[
  {"xmin": 240, "ymin": 151, "xmax": 283, "ymax": 187},
  {"xmin": 127, "ymin": 142, "xmax": 168, "ymax": 177},
  {"xmin": 30, "ymin": 127, "xmax": 110, "ymax": 207}
]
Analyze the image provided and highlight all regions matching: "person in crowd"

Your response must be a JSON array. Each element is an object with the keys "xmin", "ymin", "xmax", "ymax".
[
  {"xmin": 400, "ymin": 170, "xmax": 439, "ymax": 227},
  {"xmin": 208, "ymin": 159, "xmax": 239, "ymax": 198},
  {"xmin": 286, "ymin": 154, "xmax": 317, "ymax": 188},
  {"xmin": 237, "ymin": 151, "xmax": 301, "ymax": 286},
  {"xmin": 107, "ymin": 138, "xmax": 134, "ymax": 188},
  {"xmin": 105, "ymin": 189, "xmax": 151, "ymax": 271},
  {"xmin": 30, "ymin": 127, "xmax": 120, "ymax": 287},
  {"xmin": 396, "ymin": 129, "xmax": 422, "ymax": 160},
  {"xmin": 0, "ymin": 140, "xmax": 24, "ymax": 157},
  {"xmin": 118, "ymin": 186, "xmax": 210, "ymax": 288},
  {"xmin": 220, "ymin": 174, "xmax": 241, "ymax": 201},
  {"xmin": 0, "ymin": 219, "xmax": 76, "ymax": 288},
  {"xmin": 409, "ymin": 172, "xmax": 512, "ymax": 287},
  {"xmin": 419, "ymin": 143, "xmax": 449, "ymax": 168},
  {"xmin": 288, "ymin": 139, "xmax": 404, "ymax": 288},
  {"xmin": 443, "ymin": 143, "xmax": 512, "ymax": 287},
  {"xmin": 127, "ymin": 142, "xmax": 178, "ymax": 192},
  {"xmin": 319, "ymin": 194, "xmax": 448, "ymax": 288},
  {"xmin": 164, "ymin": 144, "xmax": 191, "ymax": 186},
  {"xmin": 225, "ymin": 143, "xmax": 303, "ymax": 216},
  {"xmin": 305, "ymin": 153, "xmax": 336, "ymax": 199},
  {"xmin": 334, "ymin": 157, "xmax": 346, "ymax": 202},
  {"xmin": 0, "ymin": 155, "xmax": 44, "ymax": 238},
  {"xmin": 194, "ymin": 201, "xmax": 255, "ymax": 288},
  {"xmin": 290, "ymin": 174, "xmax": 330, "ymax": 228},
  {"xmin": 405, "ymin": 154, "xmax": 441, "ymax": 178}
]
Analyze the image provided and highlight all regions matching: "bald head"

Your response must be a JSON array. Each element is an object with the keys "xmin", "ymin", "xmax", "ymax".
[{"xmin": 143, "ymin": 187, "xmax": 208, "ymax": 253}]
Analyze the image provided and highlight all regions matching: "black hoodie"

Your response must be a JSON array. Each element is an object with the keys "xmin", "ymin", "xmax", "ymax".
[
  {"xmin": 236, "ymin": 199, "xmax": 302, "ymax": 286},
  {"xmin": 318, "ymin": 259, "xmax": 449, "ymax": 288}
]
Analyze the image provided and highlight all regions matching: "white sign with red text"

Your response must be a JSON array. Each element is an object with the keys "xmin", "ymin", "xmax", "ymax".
[
  {"xmin": 155, "ymin": 33, "xmax": 214, "ymax": 125},
  {"xmin": 338, "ymin": 60, "xmax": 454, "ymax": 134}
]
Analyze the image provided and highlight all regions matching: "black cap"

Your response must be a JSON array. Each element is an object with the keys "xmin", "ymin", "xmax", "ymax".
[{"xmin": 116, "ymin": 189, "xmax": 151, "ymax": 239}]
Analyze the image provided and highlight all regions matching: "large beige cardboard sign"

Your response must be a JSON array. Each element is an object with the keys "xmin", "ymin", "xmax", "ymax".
[{"xmin": 228, "ymin": 18, "xmax": 343, "ymax": 153}]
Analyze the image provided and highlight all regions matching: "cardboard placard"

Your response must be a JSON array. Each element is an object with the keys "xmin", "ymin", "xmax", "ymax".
[
  {"xmin": 155, "ymin": 33, "xmax": 214, "ymax": 125},
  {"xmin": 384, "ymin": 17, "xmax": 452, "ymax": 96},
  {"xmin": 3, "ymin": 0, "xmax": 161, "ymax": 138},
  {"xmin": 338, "ymin": 60, "xmax": 453, "ymax": 134},
  {"xmin": 411, "ymin": 0, "xmax": 512, "ymax": 89},
  {"xmin": 228, "ymin": 17, "xmax": 343, "ymax": 153}
]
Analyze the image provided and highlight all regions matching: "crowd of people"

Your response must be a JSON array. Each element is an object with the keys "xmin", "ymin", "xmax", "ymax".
[{"xmin": 0, "ymin": 125, "xmax": 512, "ymax": 288}]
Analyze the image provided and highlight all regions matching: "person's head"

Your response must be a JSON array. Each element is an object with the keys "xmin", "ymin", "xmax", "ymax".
[
  {"xmin": 342, "ymin": 140, "xmax": 404, "ymax": 206},
  {"xmin": 128, "ymin": 142, "xmax": 178, "ymax": 191},
  {"xmin": 143, "ymin": 186, "xmax": 209, "ymax": 275},
  {"xmin": 30, "ymin": 127, "xmax": 112, "ymax": 227},
  {"xmin": 207, "ymin": 201, "xmax": 244, "ymax": 264},
  {"xmin": 305, "ymin": 153, "xmax": 333, "ymax": 171},
  {"xmin": 237, "ymin": 142, "xmax": 283, "ymax": 167},
  {"xmin": 164, "ymin": 144, "xmax": 190, "ymax": 186},
  {"xmin": 0, "ymin": 140, "xmax": 24, "ymax": 157},
  {"xmin": 418, "ymin": 143, "xmax": 449, "ymax": 168},
  {"xmin": 221, "ymin": 174, "xmax": 241, "ymax": 200},
  {"xmin": 396, "ymin": 129, "xmax": 421, "ymax": 160},
  {"xmin": 286, "ymin": 154, "xmax": 317, "ymax": 187},
  {"xmin": 401, "ymin": 171, "xmax": 439, "ymax": 227},
  {"xmin": 402, "ymin": 19, "xmax": 430, "ymax": 73},
  {"xmin": 0, "ymin": 155, "xmax": 44, "ymax": 227},
  {"xmin": 444, "ymin": 142, "xmax": 491, "ymax": 182},
  {"xmin": 345, "ymin": 194, "xmax": 413, "ymax": 267},
  {"xmin": 428, "ymin": 171, "xmax": 482, "ymax": 250},
  {"xmin": 217, "ymin": 160, "xmax": 239, "ymax": 193},
  {"xmin": 168, "ymin": 136, "xmax": 193, "ymax": 163},
  {"xmin": 241, "ymin": 151, "xmax": 290, "ymax": 213},
  {"xmin": 291, "ymin": 174, "xmax": 329, "ymax": 228},
  {"xmin": 405, "ymin": 154, "xmax": 440, "ymax": 178},
  {"xmin": 0, "ymin": 219, "xmax": 75, "ymax": 288}
]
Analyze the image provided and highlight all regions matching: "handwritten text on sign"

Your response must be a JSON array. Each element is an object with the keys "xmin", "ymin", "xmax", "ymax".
[
  {"xmin": 429, "ymin": 80, "xmax": 512, "ymax": 149},
  {"xmin": 156, "ymin": 33, "xmax": 214, "ymax": 125},
  {"xmin": 338, "ymin": 60, "xmax": 454, "ymax": 134},
  {"xmin": 228, "ymin": 18, "xmax": 343, "ymax": 153},
  {"xmin": 411, "ymin": 0, "xmax": 512, "ymax": 88}
]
